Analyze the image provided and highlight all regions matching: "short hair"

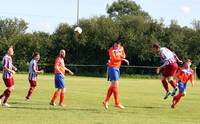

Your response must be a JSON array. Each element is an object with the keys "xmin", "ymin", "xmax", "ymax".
[
  {"xmin": 186, "ymin": 59, "xmax": 192, "ymax": 63},
  {"xmin": 7, "ymin": 46, "xmax": 13, "ymax": 51},
  {"xmin": 114, "ymin": 35, "xmax": 124, "ymax": 44},
  {"xmin": 183, "ymin": 59, "xmax": 192, "ymax": 68},
  {"xmin": 33, "ymin": 52, "xmax": 40, "ymax": 58},
  {"xmin": 152, "ymin": 43, "xmax": 160, "ymax": 49}
]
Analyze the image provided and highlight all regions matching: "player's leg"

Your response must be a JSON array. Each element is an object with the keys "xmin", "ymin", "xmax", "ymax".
[
  {"xmin": 103, "ymin": 84, "xmax": 113, "ymax": 109},
  {"xmin": 59, "ymin": 88, "xmax": 65, "ymax": 107},
  {"xmin": 2, "ymin": 86, "xmax": 14, "ymax": 107},
  {"xmin": 50, "ymin": 74, "xmax": 61, "ymax": 106},
  {"xmin": 171, "ymin": 82, "xmax": 186, "ymax": 108},
  {"xmin": 56, "ymin": 74, "xmax": 65, "ymax": 107},
  {"xmin": 169, "ymin": 63, "xmax": 178, "ymax": 96},
  {"xmin": 50, "ymin": 89, "xmax": 60, "ymax": 106},
  {"xmin": 2, "ymin": 78, "xmax": 14, "ymax": 107},
  {"xmin": 161, "ymin": 76, "xmax": 171, "ymax": 99},
  {"xmin": 26, "ymin": 80, "xmax": 37, "ymax": 100},
  {"xmin": 103, "ymin": 67, "xmax": 115, "ymax": 109},
  {"xmin": 112, "ymin": 68, "xmax": 124, "ymax": 109},
  {"xmin": 169, "ymin": 76, "xmax": 178, "ymax": 96}
]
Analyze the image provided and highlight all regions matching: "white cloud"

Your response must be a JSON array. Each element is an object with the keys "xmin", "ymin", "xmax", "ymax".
[{"xmin": 179, "ymin": 5, "xmax": 191, "ymax": 15}]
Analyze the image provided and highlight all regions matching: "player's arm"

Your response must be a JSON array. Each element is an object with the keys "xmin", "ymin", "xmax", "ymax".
[
  {"xmin": 120, "ymin": 48, "xmax": 126, "ymax": 59},
  {"xmin": 3, "ymin": 59, "xmax": 15, "ymax": 74},
  {"xmin": 109, "ymin": 49, "xmax": 122, "ymax": 61},
  {"xmin": 122, "ymin": 59, "xmax": 129, "ymax": 65},
  {"xmin": 64, "ymin": 67, "xmax": 74, "ymax": 75},
  {"xmin": 4, "ymin": 67, "xmax": 16, "ymax": 74},
  {"xmin": 35, "ymin": 69, "xmax": 44, "ymax": 74},
  {"xmin": 173, "ymin": 53, "xmax": 183, "ymax": 64},
  {"xmin": 121, "ymin": 49, "xmax": 129, "ymax": 65},
  {"xmin": 190, "ymin": 71, "xmax": 195, "ymax": 87},
  {"xmin": 156, "ymin": 63, "xmax": 166, "ymax": 74},
  {"xmin": 12, "ymin": 65, "xmax": 17, "ymax": 71}
]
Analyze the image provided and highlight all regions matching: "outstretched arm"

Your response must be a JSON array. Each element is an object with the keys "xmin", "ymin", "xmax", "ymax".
[{"xmin": 65, "ymin": 67, "xmax": 74, "ymax": 75}]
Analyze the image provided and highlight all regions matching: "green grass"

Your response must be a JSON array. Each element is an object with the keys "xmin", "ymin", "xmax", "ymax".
[{"xmin": 0, "ymin": 74, "xmax": 200, "ymax": 124}]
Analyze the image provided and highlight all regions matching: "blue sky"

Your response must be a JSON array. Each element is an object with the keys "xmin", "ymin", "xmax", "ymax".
[{"xmin": 0, "ymin": 0, "xmax": 199, "ymax": 33}]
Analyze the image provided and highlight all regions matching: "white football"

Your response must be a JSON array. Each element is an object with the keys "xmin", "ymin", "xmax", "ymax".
[{"xmin": 74, "ymin": 27, "xmax": 82, "ymax": 34}]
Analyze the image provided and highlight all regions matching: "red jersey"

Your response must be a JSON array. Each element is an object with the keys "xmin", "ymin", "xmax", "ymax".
[
  {"xmin": 108, "ymin": 46, "xmax": 126, "ymax": 68},
  {"xmin": 54, "ymin": 57, "xmax": 65, "ymax": 75},
  {"xmin": 176, "ymin": 67, "xmax": 193, "ymax": 84}
]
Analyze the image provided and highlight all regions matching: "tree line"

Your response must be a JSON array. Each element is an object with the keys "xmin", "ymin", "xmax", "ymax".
[{"xmin": 0, "ymin": 0, "xmax": 200, "ymax": 76}]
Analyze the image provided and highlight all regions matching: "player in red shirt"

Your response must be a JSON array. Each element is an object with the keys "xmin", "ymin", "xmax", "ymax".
[
  {"xmin": 153, "ymin": 43, "xmax": 183, "ymax": 100},
  {"xmin": 0, "ymin": 46, "xmax": 17, "ymax": 107},
  {"xmin": 171, "ymin": 59, "xmax": 194, "ymax": 108},
  {"xmin": 103, "ymin": 36, "xmax": 129, "ymax": 109}
]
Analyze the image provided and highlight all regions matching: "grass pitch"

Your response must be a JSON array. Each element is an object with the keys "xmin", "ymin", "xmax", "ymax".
[{"xmin": 0, "ymin": 74, "xmax": 200, "ymax": 124}]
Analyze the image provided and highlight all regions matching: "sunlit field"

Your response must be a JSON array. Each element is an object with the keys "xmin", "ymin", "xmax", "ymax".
[{"xmin": 0, "ymin": 74, "xmax": 200, "ymax": 124}]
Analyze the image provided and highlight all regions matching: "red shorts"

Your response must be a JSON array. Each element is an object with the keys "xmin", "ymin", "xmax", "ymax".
[
  {"xmin": 3, "ymin": 78, "xmax": 14, "ymax": 87},
  {"xmin": 162, "ymin": 63, "xmax": 178, "ymax": 77},
  {"xmin": 29, "ymin": 80, "xmax": 37, "ymax": 87}
]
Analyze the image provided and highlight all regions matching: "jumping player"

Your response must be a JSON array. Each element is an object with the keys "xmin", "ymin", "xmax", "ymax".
[
  {"xmin": 153, "ymin": 43, "xmax": 183, "ymax": 99},
  {"xmin": 103, "ymin": 36, "xmax": 129, "ymax": 109},
  {"xmin": 0, "ymin": 46, "xmax": 17, "ymax": 107},
  {"xmin": 25, "ymin": 52, "xmax": 44, "ymax": 100},
  {"xmin": 171, "ymin": 59, "xmax": 194, "ymax": 109},
  {"xmin": 50, "ymin": 49, "xmax": 74, "ymax": 107}
]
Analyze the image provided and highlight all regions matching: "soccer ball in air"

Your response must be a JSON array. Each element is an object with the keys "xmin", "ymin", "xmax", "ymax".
[{"xmin": 74, "ymin": 27, "xmax": 82, "ymax": 34}]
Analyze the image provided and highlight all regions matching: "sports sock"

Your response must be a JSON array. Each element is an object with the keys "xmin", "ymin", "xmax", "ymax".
[
  {"xmin": 174, "ymin": 93, "xmax": 184, "ymax": 105},
  {"xmin": 26, "ymin": 88, "xmax": 34, "ymax": 99},
  {"xmin": 0, "ymin": 89, "xmax": 7, "ymax": 99},
  {"xmin": 3, "ymin": 89, "xmax": 11, "ymax": 104},
  {"xmin": 169, "ymin": 80, "xmax": 177, "ymax": 89},
  {"xmin": 59, "ymin": 92, "xmax": 65, "ymax": 105},
  {"xmin": 113, "ymin": 86, "xmax": 119, "ymax": 105},
  {"xmin": 51, "ymin": 91, "xmax": 59, "ymax": 103},
  {"xmin": 104, "ymin": 86, "xmax": 113, "ymax": 103},
  {"xmin": 162, "ymin": 80, "xmax": 169, "ymax": 92}
]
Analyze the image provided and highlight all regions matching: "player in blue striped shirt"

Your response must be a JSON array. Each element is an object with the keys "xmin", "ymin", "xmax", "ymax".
[{"xmin": 25, "ymin": 52, "xmax": 43, "ymax": 100}]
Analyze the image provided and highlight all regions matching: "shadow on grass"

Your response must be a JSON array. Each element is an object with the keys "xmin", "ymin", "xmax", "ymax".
[
  {"xmin": 9, "ymin": 106, "xmax": 101, "ymax": 113},
  {"xmin": 9, "ymin": 101, "xmax": 44, "ymax": 106},
  {"xmin": 125, "ymin": 105, "xmax": 165, "ymax": 109}
]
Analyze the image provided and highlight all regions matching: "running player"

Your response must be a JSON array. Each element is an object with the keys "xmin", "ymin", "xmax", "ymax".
[
  {"xmin": 50, "ymin": 49, "xmax": 74, "ymax": 107},
  {"xmin": 103, "ymin": 36, "xmax": 129, "ymax": 109},
  {"xmin": 153, "ymin": 43, "xmax": 183, "ymax": 99},
  {"xmin": 171, "ymin": 59, "xmax": 194, "ymax": 109},
  {"xmin": 25, "ymin": 52, "xmax": 44, "ymax": 100},
  {"xmin": 0, "ymin": 46, "xmax": 17, "ymax": 107}
]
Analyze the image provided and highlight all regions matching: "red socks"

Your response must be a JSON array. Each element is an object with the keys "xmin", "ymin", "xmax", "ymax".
[
  {"xmin": 51, "ymin": 91, "xmax": 59, "ymax": 104},
  {"xmin": 113, "ymin": 86, "xmax": 119, "ymax": 105},
  {"xmin": 2, "ymin": 89, "xmax": 11, "ymax": 104},
  {"xmin": 104, "ymin": 86, "xmax": 120, "ymax": 105},
  {"xmin": 59, "ymin": 92, "xmax": 65, "ymax": 105},
  {"xmin": 26, "ymin": 88, "xmax": 34, "ymax": 99},
  {"xmin": 173, "ymin": 93, "xmax": 185, "ymax": 106},
  {"xmin": 169, "ymin": 80, "xmax": 177, "ymax": 89},
  {"xmin": 104, "ymin": 86, "xmax": 113, "ymax": 102},
  {"xmin": 162, "ymin": 80, "xmax": 169, "ymax": 92},
  {"xmin": 51, "ymin": 91, "xmax": 65, "ymax": 105}
]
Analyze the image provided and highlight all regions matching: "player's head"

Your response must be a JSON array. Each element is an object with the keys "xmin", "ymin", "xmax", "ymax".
[
  {"xmin": 113, "ymin": 36, "xmax": 123, "ymax": 49},
  {"xmin": 152, "ymin": 43, "xmax": 160, "ymax": 53},
  {"xmin": 59, "ymin": 49, "xmax": 66, "ymax": 58},
  {"xmin": 184, "ymin": 59, "xmax": 192, "ymax": 68},
  {"xmin": 7, "ymin": 46, "xmax": 14, "ymax": 56},
  {"xmin": 33, "ymin": 52, "xmax": 40, "ymax": 62}
]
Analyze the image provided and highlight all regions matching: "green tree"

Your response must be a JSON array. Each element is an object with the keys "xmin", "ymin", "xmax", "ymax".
[
  {"xmin": 0, "ymin": 17, "xmax": 28, "ymax": 40},
  {"xmin": 107, "ymin": 0, "xmax": 149, "ymax": 20}
]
